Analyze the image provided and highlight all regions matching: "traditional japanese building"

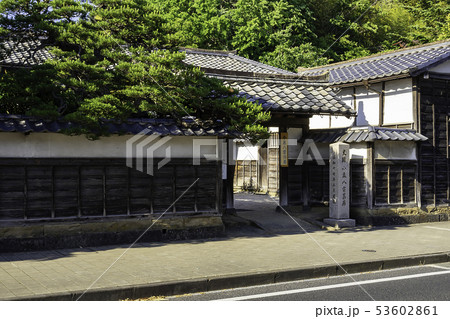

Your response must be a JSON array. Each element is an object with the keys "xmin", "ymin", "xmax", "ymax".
[
  {"xmin": 299, "ymin": 40, "xmax": 450, "ymax": 224},
  {"xmin": 0, "ymin": 43, "xmax": 354, "ymax": 250},
  {"xmin": 182, "ymin": 48, "xmax": 355, "ymax": 211}
]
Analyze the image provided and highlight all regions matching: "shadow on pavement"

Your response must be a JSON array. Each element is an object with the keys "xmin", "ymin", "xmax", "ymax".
[{"xmin": 0, "ymin": 193, "xmax": 410, "ymax": 262}]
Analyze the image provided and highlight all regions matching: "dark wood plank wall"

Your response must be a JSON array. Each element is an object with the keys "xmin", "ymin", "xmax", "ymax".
[
  {"xmin": 0, "ymin": 158, "xmax": 221, "ymax": 221},
  {"xmin": 308, "ymin": 162, "xmax": 330, "ymax": 204},
  {"xmin": 287, "ymin": 159, "xmax": 302, "ymax": 205},
  {"xmin": 419, "ymin": 78, "xmax": 450, "ymax": 206},
  {"xmin": 287, "ymin": 161, "xmax": 365, "ymax": 207},
  {"xmin": 374, "ymin": 161, "xmax": 417, "ymax": 206},
  {"xmin": 350, "ymin": 163, "xmax": 366, "ymax": 206}
]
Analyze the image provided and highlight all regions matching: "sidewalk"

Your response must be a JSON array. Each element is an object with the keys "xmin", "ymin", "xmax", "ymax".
[{"xmin": 1, "ymin": 194, "xmax": 449, "ymax": 300}]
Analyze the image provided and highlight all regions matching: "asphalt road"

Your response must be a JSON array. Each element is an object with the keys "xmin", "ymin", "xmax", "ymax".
[{"xmin": 167, "ymin": 262, "xmax": 450, "ymax": 301}]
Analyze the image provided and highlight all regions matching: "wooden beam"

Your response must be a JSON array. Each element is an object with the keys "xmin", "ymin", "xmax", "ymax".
[{"xmin": 365, "ymin": 142, "xmax": 374, "ymax": 209}]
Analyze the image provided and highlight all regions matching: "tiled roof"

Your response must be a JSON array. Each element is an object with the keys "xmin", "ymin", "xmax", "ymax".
[
  {"xmin": 298, "ymin": 41, "xmax": 450, "ymax": 85},
  {"xmin": 305, "ymin": 126, "xmax": 428, "ymax": 143},
  {"xmin": 0, "ymin": 40, "xmax": 52, "ymax": 67},
  {"xmin": 182, "ymin": 48, "xmax": 296, "ymax": 76},
  {"xmin": 0, "ymin": 41, "xmax": 353, "ymax": 117},
  {"xmin": 221, "ymin": 76, "xmax": 355, "ymax": 116},
  {"xmin": 0, "ymin": 115, "xmax": 232, "ymax": 137}
]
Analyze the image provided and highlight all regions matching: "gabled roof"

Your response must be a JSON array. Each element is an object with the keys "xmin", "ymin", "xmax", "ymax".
[
  {"xmin": 220, "ymin": 75, "xmax": 354, "ymax": 116},
  {"xmin": 298, "ymin": 40, "xmax": 450, "ymax": 85},
  {"xmin": 181, "ymin": 48, "xmax": 296, "ymax": 76},
  {"xmin": 182, "ymin": 48, "xmax": 353, "ymax": 116},
  {"xmin": 0, "ymin": 115, "xmax": 232, "ymax": 137},
  {"xmin": 306, "ymin": 126, "xmax": 428, "ymax": 143}
]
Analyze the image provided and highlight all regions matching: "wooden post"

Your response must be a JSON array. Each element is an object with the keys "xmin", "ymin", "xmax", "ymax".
[
  {"xmin": 77, "ymin": 166, "xmax": 82, "ymax": 217},
  {"xmin": 379, "ymin": 82, "xmax": 385, "ymax": 127},
  {"xmin": 172, "ymin": 165, "xmax": 176, "ymax": 214},
  {"xmin": 302, "ymin": 162, "xmax": 309, "ymax": 208},
  {"xmin": 412, "ymin": 77, "xmax": 419, "ymax": 131},
  {"xmin": 127, "ymin": 166, "xmax": 131, "ymax": 215},
  {"xmin": 51, "ymin": 165, "xmax": 55, "ymax": 219},
  {"xmin": 416, "ymin": 77, "xmax": 422, "ymax": 208},
  {"xmin": 225, "ymin": 139, "xmax": 236, "ymax": 214},
  {"xmin": 279, "ymin": 127, "xmax": 289, "ymax": 207},
  {"xmin": 432, "ymin": 103, "xmax": 436, "ymax": 207},
  {"xmin": 24, "ymin": 166, "xmax": 28, "ymax": 220},
  {"xmin": 365, "ymin": 142, "xmax": 374, "ymax": 209},
  {"xmin": 103, "ymin": 165, "xmax": 107, "ymax": 216},
  {"xmin": 216, "ymin": 160, "xmax": 223, "ymax": 213}
]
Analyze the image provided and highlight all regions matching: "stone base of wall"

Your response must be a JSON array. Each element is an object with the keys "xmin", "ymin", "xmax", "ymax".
[
  {"xmin": 351, "ymin": 206, "xmax": 450, "ymax": 226},
  {"xmin": 0, "ymin": 216, "xmax": 225, "ymax": 252},
  {"xmin": 284, "ymin": 205, "xmax": 450, "ymax": 227}
]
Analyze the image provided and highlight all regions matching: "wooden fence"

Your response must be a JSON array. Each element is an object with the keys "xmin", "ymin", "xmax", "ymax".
[{"xmin": 0, "ymin": 158, "xmax": 221, "ymax": 221}]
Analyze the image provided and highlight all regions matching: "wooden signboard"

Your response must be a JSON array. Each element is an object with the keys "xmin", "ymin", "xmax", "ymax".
[{"xmin": 280, "ymin": 132, "xmax": 288, "ymax": 167}]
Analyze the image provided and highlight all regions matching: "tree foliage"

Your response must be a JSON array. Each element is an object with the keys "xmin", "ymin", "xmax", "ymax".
[
  {"xmin": 143, "ymin": 0, "xmax": 450, "ymax": 70},
  {"xmin": 0, "ymin": 0, "xmax": 448, "ymax": 137},
  {"xmin": 0, "ymin": 0, "xmax": 270, "ymax": 137}
]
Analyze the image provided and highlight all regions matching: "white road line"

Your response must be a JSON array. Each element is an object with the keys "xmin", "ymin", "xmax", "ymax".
[
  {"xmin": 429, "ymin": 264, "xmax": 450, "ymax": 270},
  {"xmin": 423, "ymin": 226, "xmax": 450, "ymax": 231},
  {"xmin": 216, "ymin": 269, "xmax": 450, "ymax": 301}
]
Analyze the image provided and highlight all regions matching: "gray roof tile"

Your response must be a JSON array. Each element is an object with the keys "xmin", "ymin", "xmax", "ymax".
[
  {"xmin": 181, "ymin": 48, "xmax": 296, "ymax": 75},
  {"xmin": 0, "ymin": 115, "xmax": 233, "ymax": 137},
  {"xmin": 299, "ymin": 41, "xmax": 450, "ymax": 84},
  {"xmin": 305, "ymin": 126, "xmax": 428, "ymax": 143},
  {"xmin": 0, "ymin": 40, "xmax": 53, "ymax": 67},
  {"xmin": 220, "ymin": 77, "xmax": 354, "ymax": 116},
  {"xmin": 0, "ymin": 41, "xmax": 354, "ymax": 117}
]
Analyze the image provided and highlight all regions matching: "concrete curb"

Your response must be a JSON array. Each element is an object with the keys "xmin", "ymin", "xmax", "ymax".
[{"xmin": 5, "ymin": 251, "xmax": 450, "ymax": 301}]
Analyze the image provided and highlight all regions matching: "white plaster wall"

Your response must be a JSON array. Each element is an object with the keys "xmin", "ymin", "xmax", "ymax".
[
  {"xmin": 338, "ymin": 87, "xmax": 355, "ymax": 109},
  {"xmin": 355, "ymin": 84, "xmax": 381, "ymax": 126},
  {"xmin": 331, "ymin": 88, "xmax": 355, "ymax": 128},
  {"xmin": 374, "ymin": 141, "xmax": 416, "ymax": 160},
  {"xmin": 383, "ymin": 78, "xmax": 413, "ymax": 125},
  {"xmin": 0, "ymin": 132, "xmax": 219, "ymax": 159},
  {"xmin": 309, "ymin": 88, "xmax": 355, "ymax": 129},
  {"xmin": 429, "ymin": 59, "xmax": 450, "ymax": 74},
  {"xmin": 309, "ymin": 114, "xmax": 330, "ymax": 129},
  {"xmin": 331, "ymin": 115, "xmax": 354, "ymax": 128},
  {"xmin": 349, "ymin": 143, "xmax": 367, "ymax": 160}
]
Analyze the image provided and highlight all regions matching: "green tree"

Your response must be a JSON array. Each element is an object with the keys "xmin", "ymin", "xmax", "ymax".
[
  {"xmin": 0, "ymin": 0, "xmax": 270, "ymax": 137},
  {"xmin": 146, "ymin": 0, "xmax": 325, "ymax": 71}
]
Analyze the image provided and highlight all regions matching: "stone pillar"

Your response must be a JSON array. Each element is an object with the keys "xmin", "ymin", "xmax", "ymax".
[{"xmin": 324, "ymin": 142, "xmax": 355, "ymax": 228}]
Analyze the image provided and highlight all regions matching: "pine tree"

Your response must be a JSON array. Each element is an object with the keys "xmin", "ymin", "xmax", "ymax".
[{"xmin": 0, "ymin": 0, "xmax": 270, "ymax": 137}]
